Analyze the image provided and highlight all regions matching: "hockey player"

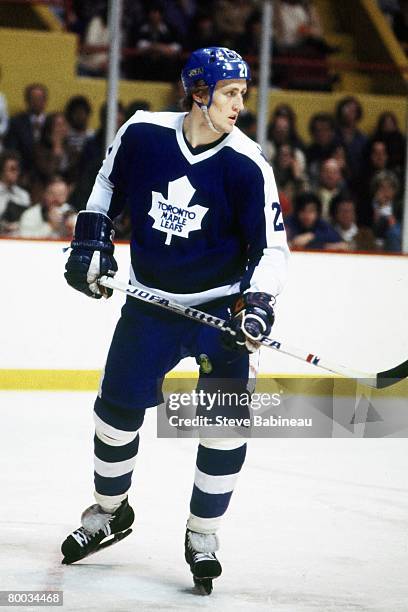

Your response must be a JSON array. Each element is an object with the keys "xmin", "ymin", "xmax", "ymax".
[{"xmin": 62, "ymin": 47, "xmax": 289, "ymax": 594}]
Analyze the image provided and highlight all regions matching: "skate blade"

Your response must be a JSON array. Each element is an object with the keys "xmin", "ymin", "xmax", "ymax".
[
  {"xmin": 97, "ymin": 528, "xmax": 132, "ymax": 552},
  {"xmin": 62, "ymin": 528, "xmax": 132, "ymax": 565},
  {"xmin": 193, "ymin": 577, "xmax": 213, "ymax": 595}
]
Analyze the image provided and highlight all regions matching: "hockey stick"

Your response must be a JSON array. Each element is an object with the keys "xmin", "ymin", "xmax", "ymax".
[{"xmin": 98, "ymin": 276, "xmax": 408, "ymax": 389}]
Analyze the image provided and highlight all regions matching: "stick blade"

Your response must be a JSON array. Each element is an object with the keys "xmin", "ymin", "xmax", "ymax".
[{"xmin": 376, "ymin": 359, "xmax": 408, "ymax": 389}]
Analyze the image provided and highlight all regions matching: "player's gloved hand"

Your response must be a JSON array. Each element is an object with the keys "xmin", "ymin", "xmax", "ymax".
[
  {"xmin": 64, "ymin": 211, "xmax": 117, "ymax": 299},
  {"xmin": 223, "ymin": 292, "xmax": 275, "ymax": 353}
]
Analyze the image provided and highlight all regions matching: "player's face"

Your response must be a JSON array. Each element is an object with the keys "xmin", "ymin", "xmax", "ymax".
[{"xmin": 209, "ymin": 79, "xmax": 247, "ymax": 133}]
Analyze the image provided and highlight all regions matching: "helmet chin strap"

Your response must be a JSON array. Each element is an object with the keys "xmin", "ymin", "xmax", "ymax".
[{"xmin": 197, "ymin": 103, "xmax": 222, "ymax": 134}]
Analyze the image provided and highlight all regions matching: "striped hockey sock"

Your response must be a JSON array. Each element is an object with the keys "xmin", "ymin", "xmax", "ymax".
[
  {"xmin": 93, "ymin": 397, "xmax": 145, "ymax": 511},
  {"xmin": 188, "ymin": 439, "xmax": 247, "ymax": 534}
]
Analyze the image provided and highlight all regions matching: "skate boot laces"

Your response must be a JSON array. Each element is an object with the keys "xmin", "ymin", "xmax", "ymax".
[
  {"xmin": 71, "ymin": 520, "xmax": 113, "ymax": 548},
  {"xmin": 193, "ymin": 551, "xmax": 218, "ymax": 563},
  {"xmin": 81, "ymin": 504, "xmax": 115, "ymax": 533},
  {"xmin": 71, "ymin": 504, "xmax": 116, "ymax": 548}
]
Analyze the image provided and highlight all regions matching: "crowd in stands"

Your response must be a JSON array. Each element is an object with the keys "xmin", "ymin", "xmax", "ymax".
[
  {"xmin": 249, "ymin": 97, "xmax": 406, "ymax": 252},
  {"xmin": 69, "ymin": 0, "xmax": 338, "ymax": 90},
  {"xmin": 0, "ymin": 78, "xmax": 405, "ymax": 252},
  {"xmin": 67, "ymin": 0, "xmax": 408, "ymax": 79}
]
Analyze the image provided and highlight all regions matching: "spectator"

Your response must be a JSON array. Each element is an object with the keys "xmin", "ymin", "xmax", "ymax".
[
  {"xmin": 384, "ymin": 207, "xmax": 402, "ymax": 252},
  {"xmin": 64, "ymin": 96, "xmax": 94, "ymax": 182},
  {"xmin": 185, "ymin": 13, "xmax": 219, "ymax": 51},
  {"xmin": 17, "ymin": 176, "xmax": 76, "ymax": 239},
  {"xmin": 306, "ymin": 112, "xmax": 338, "ymax": 183},
  {"xmin": 164, "ymin": 0, "xmax": 197, "ymax": 43},
  {"xmin": 329, "ymin": 192, "xmax": 358, "ymax": 244},
  {"xmin": 370, "ymin": 170, "xmax": 401, "ymax": 250},
  {"xmin": 5, "ymin": 83, "xmax": 48, "ymax": 183},
  {"xmin": 122, "ymin": 0, "xmax": 145, "ymax": 47},
  {"xmin": 316, "ymin": 158, "xmax": 344, "ymax": 219},
  {"xmin": 265, "ymin": 109, "xmax": 306, "ymax": 174},
  {"xmin": 78, "ymin": 7, "xmax": 109, "ymax": 77},
  {"xmin": 65, "ymin": 0, "xmax": 107, "ymax": 40},
  {"xmin": 285, "ymin": 191, "xmax": 345, "ymax": 250},
  {"xmin": 372, "ymin": 111, "xmax": 405, "ymax": 174},
  {"xmin": 331, "ymin": 143, "xmax": 352, "ymax": 186},
  {"xmin": 0, "ymin": 91, "xmax": 9, "ymax": 153},
  {"xmin": 271, "ymin": 104, "xmax": 305, "ymax": 148},
  {"xmin": 70, "ymin": 101, "xmax": 126, "ymax": 211},
  {"xmin": 271, "ymin": 143, "xmax": 308, "ymax": 207},
  {"xmin": 0, "ymin": 151, "xmax": 30, "ymax": 235},
  {"xmin": 335, "ymin": 96, "xmax": 368, "ymax": 181},
  {"xmin": 213, "ymin": 0, "xmax": 256, "ymax": 48},
  {"xmin": 329, "ymin": 192, "xmax": 376, "ymax": 251},
  {"xmin": 33, "ymin": 112, "xmax": 76, "ymax": 189},
  {"xmin": 65, "ymin": 96, "xmax": 94, "ymax": 156},
  {"xmin": 366, "ymin": 140, "xmax": 389, "ymax": 173},
  {"xmin": 356, "ymin": 139, "xmax": 389, "ymax": 225},
  {"xmin": 236, "ymin": 11, "xmax": 263, "ymax": 81},
  {"xmin": 64, "ymin": 0, "xmax": 94, "ymax": 39},
  {"xmin": 274, "ymin": 0, "xmax": 328, "ymax": 51},
  {"xmin": 274, "ymin": 0, "xmax": 337, "ymax": 90},
  {"xmin": 126, "ymin": 3, "xmax": 182, "ymax": 81}
]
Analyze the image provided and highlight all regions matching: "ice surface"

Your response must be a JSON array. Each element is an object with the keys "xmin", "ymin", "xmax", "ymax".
[{"xmin": 0, "ymin": 391, "xmax": 407, "ymax": 612}]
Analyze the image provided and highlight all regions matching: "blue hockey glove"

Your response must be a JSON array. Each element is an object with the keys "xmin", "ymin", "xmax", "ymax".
[
  {"xmin": 64, "ymin": 211, "xmax": 117, "ymax": 299},
  {"xmin": 223, "ymin": 292, "xmax": 276, "ymax": 353}
]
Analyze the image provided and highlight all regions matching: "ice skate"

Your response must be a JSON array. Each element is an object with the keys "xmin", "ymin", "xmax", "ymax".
[
  {"xmin": 184, "ymin": 529, "xmax": 222, "ymax": 595},
  {"xmin": 61, "ymin": 498, "xmax": 134, "ymax": 564}
]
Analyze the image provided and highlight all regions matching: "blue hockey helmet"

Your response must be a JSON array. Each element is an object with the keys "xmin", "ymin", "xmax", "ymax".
[{"xmin": 181, "ymin": 47, "xmax": 251, "ymax": 108}]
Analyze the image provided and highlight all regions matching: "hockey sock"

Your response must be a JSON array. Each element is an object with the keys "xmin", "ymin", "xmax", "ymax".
[
  {"xmin": 93, "ymin": 397, "xmax": 145, "ymax": 510},
  {"xmin": 188, "ymin": 439, "xmax": 247, "ymax": 533}
]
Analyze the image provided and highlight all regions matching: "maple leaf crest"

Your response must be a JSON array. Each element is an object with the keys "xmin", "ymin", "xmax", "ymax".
[{"xmin": 149, "ymin": 176, "xmax": 208, "ymax": 245}]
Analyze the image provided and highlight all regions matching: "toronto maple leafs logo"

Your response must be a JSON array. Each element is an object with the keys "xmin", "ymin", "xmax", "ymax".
[{"xmin": 149, "ymin": 176, "xmax": 208, "ymax": 245}]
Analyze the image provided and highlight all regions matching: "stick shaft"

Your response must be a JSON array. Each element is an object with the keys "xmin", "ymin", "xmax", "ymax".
[{"xmin": 99, "ymin": 275, "xmax": 378, "ymax": 383}]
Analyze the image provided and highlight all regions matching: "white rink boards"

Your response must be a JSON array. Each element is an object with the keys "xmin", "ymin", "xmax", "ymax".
[{"xmin": 0, "ymin": 239, "xmax": 407, "ymax": 375}]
